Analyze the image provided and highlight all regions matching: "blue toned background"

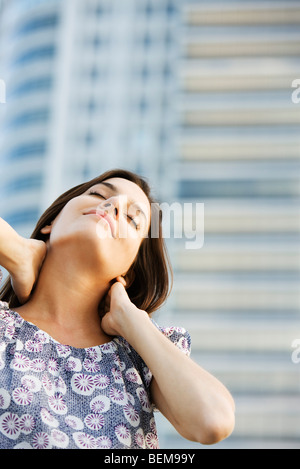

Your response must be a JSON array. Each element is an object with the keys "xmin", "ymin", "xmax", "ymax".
[{"xmin": 0, "ymin": 0, "xmax": 299, "ymax": 449}]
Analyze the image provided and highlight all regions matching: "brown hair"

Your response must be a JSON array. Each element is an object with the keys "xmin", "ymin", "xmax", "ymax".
[{"xmin": 0, "ymin": 168, "xmax": 173, "ymax": 315}]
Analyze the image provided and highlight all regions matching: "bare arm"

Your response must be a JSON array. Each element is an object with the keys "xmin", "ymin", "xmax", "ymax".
[
  {"xmin": 132, "ymin": 319, "xmax": 234, "ymax": 444},
  {"xmin": 101, "ymin": 281, "xmax": 235, "ymax": 445},
  {"xmin": 0, "ymin": 217, "xmax": 47, "ymax": 303},
  {"xmin": 0, "ymin": 217, "xmax": 25, "ymax": 275}
]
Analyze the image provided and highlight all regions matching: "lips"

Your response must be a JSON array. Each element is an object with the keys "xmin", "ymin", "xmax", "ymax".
[{"xmin": 85, "ymin": 209, "xmax": 115, "ymax": 237}]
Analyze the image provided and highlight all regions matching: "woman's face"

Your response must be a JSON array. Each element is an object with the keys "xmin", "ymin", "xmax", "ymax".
[{"xmin": 43, "ymin": 178, "xmax": 151, "ymax": 281}]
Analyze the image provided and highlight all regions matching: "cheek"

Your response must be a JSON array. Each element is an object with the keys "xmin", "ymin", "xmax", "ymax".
[{"xmin": 48, "ymin": 207, "xmax": 86, "ymax": 244}]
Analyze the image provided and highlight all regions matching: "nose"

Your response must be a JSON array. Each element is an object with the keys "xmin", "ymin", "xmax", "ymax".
[
  {"xmin": 102, "ymin": 202, "xmax": 117, "ymax": 218},
  {"xmin": 99, "ymin": 197, "xmax": 119, "ymax": 219}
]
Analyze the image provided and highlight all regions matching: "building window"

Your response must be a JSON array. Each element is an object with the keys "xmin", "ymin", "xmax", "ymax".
[
  {"xmin": 13, "ymin": 45, "xmax": 56, "ymax": 67},
  {"xmin": 85, "ymin": 132, "xmax": 94, "ymax": 147},
  {"xmin": 5, "ymin": 141, "xmax": 47, "ymax": 161},
  {"xmin": 141, "ymin": 65, "xmax": 150, "ymax": 81},
  {"xmin": 139, "ymin": 97, "xmax": 149, "ymax": 114},
  {"xmin": 90, "ymin": 66, "xmax": 100, "ymax": 81},
  {"xmin": 9, "ymin": 77, "xmax": 52, "ymax": 98},
  {"xmin": 179, "ymin": 179, "xmax": 298, "ymax": 199},
  {"xmin": 7, "ymin": 109, "xmax": 49, "ymax": 129},
  {"xmin": 5, "ymin": 174, "xmax": 43, "ymax": 193},
  {"xmin": 166, "ymin": 2, "xmax": 176, "ymax": 17},
  {"xmin": 143, "ymin": 33, "xmax": 152, "ymax": 49},
  {"xmin": 13, "ymin": 14, "xmax": 59, "ymax": 38}
]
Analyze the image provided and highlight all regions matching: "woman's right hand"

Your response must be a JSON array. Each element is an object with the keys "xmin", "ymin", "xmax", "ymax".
[{"xmin": 10, "ymin": 237, "xmax": 47, "ymax": 304}]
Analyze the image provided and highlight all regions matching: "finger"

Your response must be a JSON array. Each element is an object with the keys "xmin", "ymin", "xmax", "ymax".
[
  {"xmin": 116, "ymin": 276, "xmax": 127, "ymax": 287},
  {"xmin": 11, "ymin": 282, "xmax": 28, "ymax": 305}
]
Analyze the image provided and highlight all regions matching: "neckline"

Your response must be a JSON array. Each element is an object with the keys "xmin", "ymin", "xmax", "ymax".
[{"xmin": 8, "ymin": 307, "xmax": 118, "ymax": 352}]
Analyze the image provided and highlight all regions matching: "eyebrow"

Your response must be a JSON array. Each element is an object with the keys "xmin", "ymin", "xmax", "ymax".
[{"xmin": 97, "ymin": 181, "xmax": 149, "ymax": 225}]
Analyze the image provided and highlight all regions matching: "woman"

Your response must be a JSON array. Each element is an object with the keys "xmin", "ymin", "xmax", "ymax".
[{"xmin": 0, "ymin": 168, "xmax": 235, "ymax": 449}]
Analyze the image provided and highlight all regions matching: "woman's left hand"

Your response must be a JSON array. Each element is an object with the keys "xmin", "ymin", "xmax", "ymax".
[{"xmin": 101, "ymin": 276, "xmax": 147, "ymax": 337}]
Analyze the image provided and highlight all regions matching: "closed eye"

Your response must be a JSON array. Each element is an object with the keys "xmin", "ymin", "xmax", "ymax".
[
  {"xmin": 88, "ymin": 191, "xmax": 105, "ymax": 199},
  {"xmin": 127, "ymin": 215, "xmax": 140, "ymax": 230},
  {"xmin": 88, "ymin": 191, "xmax": 140, "ymax": 230}
]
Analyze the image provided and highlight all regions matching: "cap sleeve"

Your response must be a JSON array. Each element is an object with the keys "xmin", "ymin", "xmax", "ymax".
[
  {"xmin": 147, "ymin": 320, "xmax": 192, "ymax": 412},
  {"xmin": 151, "ymin": 320, "xmax": 192, "ymax": 357},
  {"xmin": 118, "ymin": 320, "xmax": 192, "ymax": 413},
  {"xmin": 142, "ymin": 319, "xmax": 192, "ymax": 385},
  {"xmin": 120, "ymin": 320, "xmax": 191, "ymax": 388}
]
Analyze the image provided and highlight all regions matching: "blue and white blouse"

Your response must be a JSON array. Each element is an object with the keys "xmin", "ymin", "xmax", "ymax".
[{"xmin": 0, "ymin": 287, "xmax": 191, "ymax": 449}]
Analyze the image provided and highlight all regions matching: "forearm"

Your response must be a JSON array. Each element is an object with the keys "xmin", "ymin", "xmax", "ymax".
[
  {"xmin": 120, "ymin": 311, "xmax": 235, "ymax": 443},
  {"xmin": 0, "ymin": 217, "xmax": 23, "ymax": 275},
  {"xmin": 102, "ymin": 282, "xmax": 235, "ymax": 444}
]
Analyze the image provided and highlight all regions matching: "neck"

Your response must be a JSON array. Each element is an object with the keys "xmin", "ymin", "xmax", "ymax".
[{"xmin": 14, "ymin": 247, "xmax": 112, "ymax": 347}]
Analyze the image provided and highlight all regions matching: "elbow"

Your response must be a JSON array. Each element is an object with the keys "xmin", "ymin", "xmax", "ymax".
[
  {"xmin": 177, "ymin": 407, "xmax": 235, "ymax": 445},
  {"xmin": 197, "ymin": 408, "xmax": 235, "ymax": 445},
  {"xmin": 171, "ymin": 389, "xmax": 236, "ymax": 446}
]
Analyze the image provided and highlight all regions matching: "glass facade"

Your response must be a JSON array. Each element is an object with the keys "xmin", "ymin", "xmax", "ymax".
[
  {"xmin": 167, "ymin": 0, "xmax": 300, "ymax": 449},
  {"xmin": 0, "ymin": 2, "xmax": 59, "ymax": 232}
]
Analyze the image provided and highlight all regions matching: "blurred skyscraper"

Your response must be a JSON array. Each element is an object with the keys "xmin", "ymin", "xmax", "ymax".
[
  {"xmin": 0, "ymin": 0, "xmax": 300, "ymax": 449},
  {"xmin": 0, "ymin": 0, "xmax": 178, "ymax": 235},
  {"xmin": 162, "ymin": 0, "xmax": 300, "ymax": 449}
]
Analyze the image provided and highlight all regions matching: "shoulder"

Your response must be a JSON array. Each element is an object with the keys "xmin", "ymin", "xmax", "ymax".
[
  {"xmin": 151, "ymin": 319, "xmax": 192, "ymax": 357},
  {"xmin": 0, "ymin": 302, "xmax": 22, "ymax": 340},
  {"xmin": 0, "ymin": 300, "xmax": 11, "ymax": 318}
]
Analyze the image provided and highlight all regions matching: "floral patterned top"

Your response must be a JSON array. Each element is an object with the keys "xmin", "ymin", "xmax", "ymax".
[{"xmin": 0, "ymin": 278, "xmax": 191, "ymax": 449}]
